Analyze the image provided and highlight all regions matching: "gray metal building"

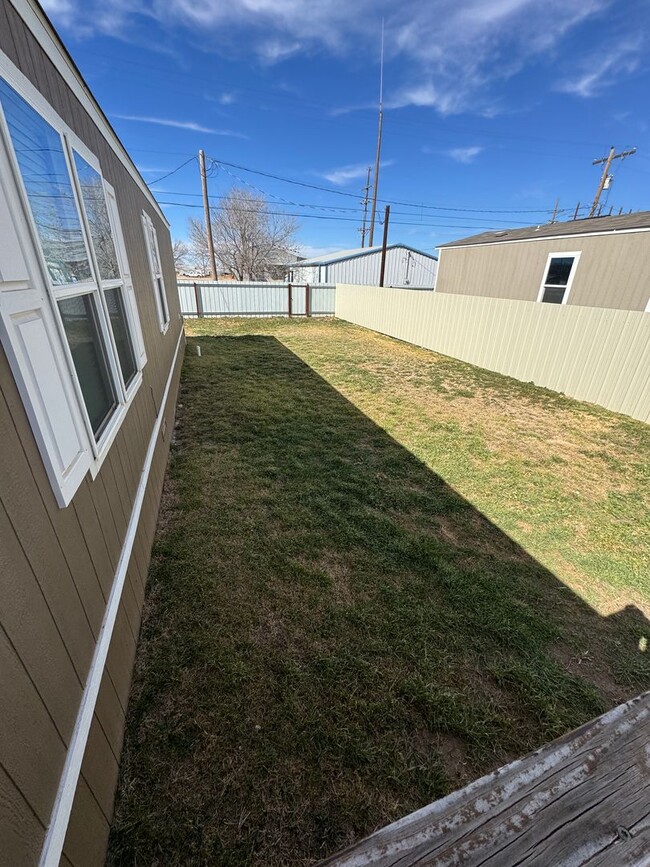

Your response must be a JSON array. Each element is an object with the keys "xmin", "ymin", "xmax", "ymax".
[
  {"xmin": 436, "ymin": 212, "xmax": 650, "ymax": 312},
  {"xmin": 288, "ymin": 244, "xmax": 438, "ymax": 289}
]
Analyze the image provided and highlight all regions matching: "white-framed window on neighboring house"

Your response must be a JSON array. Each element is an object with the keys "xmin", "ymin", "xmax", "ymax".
[
  {"xmin": 0, "ymin": 67, "xmax": 147, "ymax": 505},
  {"xmin": 537, "ymin": 252, "xmax": 581, "ymax": 304},
  {"xmin": 142, "ymin": 211, "xmax": 170, "ymax": 332}
]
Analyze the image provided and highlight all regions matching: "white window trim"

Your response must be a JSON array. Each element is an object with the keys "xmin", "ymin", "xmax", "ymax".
[
  {"xmin": 67, "ymin": 140, "xmax": 142, "ymax": 404},
  {"xmin": 104, "ymin": 181, "xmax": 147, "ymax": 377},
  {"xmin": 0, "ymin": 62, "xmax": 148, "ymax": 498},
  {"xmin": 536, "ymin": 251, "xmax": 581, "ymax": 305},
  {"xmin": 142, "ymin": 210, "xmax": 170, "ymax": 333}
]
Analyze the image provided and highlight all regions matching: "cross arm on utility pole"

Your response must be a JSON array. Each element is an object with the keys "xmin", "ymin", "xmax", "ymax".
[
  {"xmin": 592, "ymin": 147, "xmax": 637, "ymax": 166},
  {"xmin": 589, "ymin": 146, "xmax": 637, "ymax": 217}
]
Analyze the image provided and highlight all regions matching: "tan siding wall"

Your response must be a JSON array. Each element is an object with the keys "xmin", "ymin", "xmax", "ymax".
[
  {"xmin": 437, "ymin": 232, "xmax": 650, "ymax": 311},
  {"xmin": 0, "ymin": 3, "xmax": 184, "ymax": 864},
  {"xmin": 335, "ymin": 285, "xmax": 650, "ymax": 423}
]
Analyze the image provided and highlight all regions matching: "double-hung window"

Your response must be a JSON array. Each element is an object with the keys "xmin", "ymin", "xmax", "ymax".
[
  {"xmin": 0, "ymin": 71, "xmax": 146, "ymax": 504},
  {"xmin": 142, "ymin": 211, "xmax": 170, "ymax": 332},
  {"xmin": 537, "ymin": 253, "xmax": 580, "ymax": 304}
]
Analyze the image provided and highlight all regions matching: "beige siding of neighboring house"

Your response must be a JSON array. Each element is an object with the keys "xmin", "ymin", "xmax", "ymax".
[
  {"xmin": 0, "ymin": 2, "xmax": 184, "ymax": 864},
  {"xmin": 436, "ymin": 232, "xmax": 650, "ymax": 311}
]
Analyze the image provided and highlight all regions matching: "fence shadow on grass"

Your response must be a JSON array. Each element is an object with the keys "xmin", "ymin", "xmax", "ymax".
[{"xmin": 109, "ymin": 334, "xmax": 649, "ymax": 867}]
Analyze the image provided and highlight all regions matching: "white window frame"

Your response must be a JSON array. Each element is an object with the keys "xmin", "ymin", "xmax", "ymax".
[
  {"xmin": 103, "ymin": 182, "xmax": 147, "ymax": 371},
  {"xmin": 0, "ymin": 56, "xmax": 148, "ymax": 496},
  {"xmin": 536, "ymin": 251, "xmax": 581, "ymax": 305},
  {"xmin": 69, "ymin": 137, "xmax": 143, "ymax": 404},
  {"xmin": 142, "ymin": 211, "xmax": 170, "ymax": 333}
]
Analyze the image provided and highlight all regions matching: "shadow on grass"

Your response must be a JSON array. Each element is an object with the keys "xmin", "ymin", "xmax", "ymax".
[{"xmin": 108, "ymin": 335, "xmax": 649, "ymax": 867}]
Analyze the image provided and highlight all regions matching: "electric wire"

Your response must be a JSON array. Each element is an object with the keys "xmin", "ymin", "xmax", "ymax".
[
  {"xmin": 203, "ymin": 155, "xmax": 575, "ymax": 215},
  {"xmin": 147, "ymin": 156, "xmax": 197, "ymax": 185}
]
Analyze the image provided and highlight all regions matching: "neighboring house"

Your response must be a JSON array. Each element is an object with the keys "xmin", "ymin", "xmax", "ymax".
[
  {"xmin": 436, "ymin": 212, "xmax": 650, "ymax": 312},
  {"xmin": 0, "ymin": 1, "xmax": 183, "ymax": 864},
  {"xmin": 288, "ymin": 243, "xmax": 438, "ymax": 288}
]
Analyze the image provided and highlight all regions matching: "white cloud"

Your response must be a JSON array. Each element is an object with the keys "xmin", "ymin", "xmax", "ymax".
[
  {"xmin": 258, "ymin": 40, "xmax": 304, "ymax": 64},
  {"xmin": 556, "ymin": 39, "xmax": 643, "ymax": 98},
  {"xmin": 137, "ymin": 166, "xmax": 175, "ymax": 174},
  {"xmin": 41, "ymin": 0, "xmax": 74, "ymax": 14},
  {"xmin": 297, "ymin": 244, "xmax": 343, "ymax": 259},
  {"xmin": 219, "ymin": 92, "xmax": 236, "ymax": 105},
  {"xmin": 387, "ymin": 0, "xmax": 613, "ymax": 114},
  {"xmin": 446, "ymin": 146, "xmax": 484, "ymax": 163},
  {"xmin": 321, "ymin": 161, "xmax": 393, "ymax": 185},
  {"xmin": 112, "ymin": 114, "xmax": 248, "ymax": 137},
  {"xmin": 44, "ymin": 0, "xmax": 643, "ymax": 115}
]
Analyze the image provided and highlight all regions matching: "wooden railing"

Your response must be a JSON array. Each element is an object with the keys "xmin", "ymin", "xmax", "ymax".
[{"xmin": 319, "ymin": 691, "xmax": 650, "ymax": 866}]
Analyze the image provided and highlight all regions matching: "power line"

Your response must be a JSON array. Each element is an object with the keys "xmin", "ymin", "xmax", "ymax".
[
  {"xmin": 151, "ymin": 186, "xmax": 569, "ymax": 225},
  {"xmin": 204, "ymin": 154, "xmax": 575, "ymax": 215},
  {"xmin": 147, "ymin": 156, "xmax": 197, "ymax": 185},
  {"xmin": 156, "ymin": 198, "xmax": 547, "ymax": 230}
]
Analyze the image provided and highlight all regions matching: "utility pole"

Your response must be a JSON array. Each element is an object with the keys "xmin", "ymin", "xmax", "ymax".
[
  {"xmin": 360, "ymin": 167, "xmax": 371, "ymax": 247},
  {"xmin": 379, "ymin": 204, "xmax": 390, "ymax": 287},
  {"xmin": 589, "ymin": 146, "xmax": 636, "ymax": 217},
  {"xmin": 550, "ymin": 198, "xmax": 559, "ymax": 223},
  {"xmin": 199, "ymin": 149, "xmax": 218, "ymax": 280},
  {"xmin": 368, "ymin": 20, "xmax": 385, "ymax": 248}
]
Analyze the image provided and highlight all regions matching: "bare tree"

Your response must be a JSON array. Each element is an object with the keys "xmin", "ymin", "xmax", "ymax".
[
  {"xmin": 172, "ymin": 238, "xmax": 189, "ymax": 272},
  {"xmin": 188, "ymin": 187, "xmax": 298, "ymax": 280},
  {"xmin": 187, "ymin": 219, "xmax": 210, "ymax": 275}
]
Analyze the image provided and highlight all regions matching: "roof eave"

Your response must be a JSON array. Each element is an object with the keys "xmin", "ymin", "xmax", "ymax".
[{"xmin": 12, "ymin": 0, "xmax": 170, "ymax": 228}]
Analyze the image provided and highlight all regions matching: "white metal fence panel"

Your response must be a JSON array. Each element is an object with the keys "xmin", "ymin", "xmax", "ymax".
[
  {"xmin": 290, "ymin": 283, "xmax": 306, "ymax": 316},
  {"xmin": 177, "ymin": 281, "xmax": 335, "ymax": 318},
  {"xmin": 335, "ymin": 283, "xmax": 650, "ymax": 423},
  {"xmin": 311, "ymin": 284, "xmax": 336, "ymax": 315},
  {"xmin": 178, "ymin": 282, "xmax": 198, "ymax": 316}
]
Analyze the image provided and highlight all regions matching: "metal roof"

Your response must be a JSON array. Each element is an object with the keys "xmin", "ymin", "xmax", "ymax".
[
  {"xmin": 291, "ymin": 243, "xmax": 438, "ymax": 267},
  {"xmin": 439, "ymin": 211, "xmax": 650, "ymax": 248}
]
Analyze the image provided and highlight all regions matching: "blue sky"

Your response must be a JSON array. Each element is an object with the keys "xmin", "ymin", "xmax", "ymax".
[{"xmin": 44, "ymin": 0, "xmax": 650, "ymax": 259}]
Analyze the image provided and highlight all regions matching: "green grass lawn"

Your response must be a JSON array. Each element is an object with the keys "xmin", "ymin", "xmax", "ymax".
[{"xmin": 108, "ymin": 317, "xmax": 649, "ymax": 866}]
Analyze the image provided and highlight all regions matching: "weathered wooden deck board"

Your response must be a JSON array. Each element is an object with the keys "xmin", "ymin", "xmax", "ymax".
[{"xmin": 319, "ymin": 692, "xmax": 650, "ymax": 867}]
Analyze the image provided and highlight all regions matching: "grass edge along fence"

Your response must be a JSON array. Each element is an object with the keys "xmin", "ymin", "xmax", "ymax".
[
  {"xmin": 177, "ymin": 281, "xmax": 335, "ymax": 318},
  {"xmin": 335, "ymin": 283, "xmax": 650, "ymax": 423}
]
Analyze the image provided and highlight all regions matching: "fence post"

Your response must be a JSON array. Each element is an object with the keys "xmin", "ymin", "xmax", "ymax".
[
  {"xmin": 305, "ymin": 283, "xmax": 311, "ymax": 317},
  {"xmin": 288, "ymin": 283, "xmax": 293, "ymax": 317},
  {"xmin": 193, "ymin": 282, "xmax": 204, "ymax": 318}
]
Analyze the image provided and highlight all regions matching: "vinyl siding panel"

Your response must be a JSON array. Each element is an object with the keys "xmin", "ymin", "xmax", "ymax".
[
  {"xmin": 0, "ymin": 764, "xmax": 46, "ymax": 865},
  {"xmin": 336, "ymin": 284, "xmax": 650, "ymax": 423},
  {"xmin": 0, "ymin": 2, "xmax": 184, "ymax": 863},
  {"xmin": 436, "ymin": 232, "xmax": 650, "ymax": 311},
  {"xmin": 62, "ymin": 776, "xmax": 111, "ymax": 867}
]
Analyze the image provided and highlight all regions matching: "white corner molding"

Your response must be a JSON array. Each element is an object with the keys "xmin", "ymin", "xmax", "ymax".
[{"xmin": 39, "ymin": 326, "xmax": 184, "ymax": 867}]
